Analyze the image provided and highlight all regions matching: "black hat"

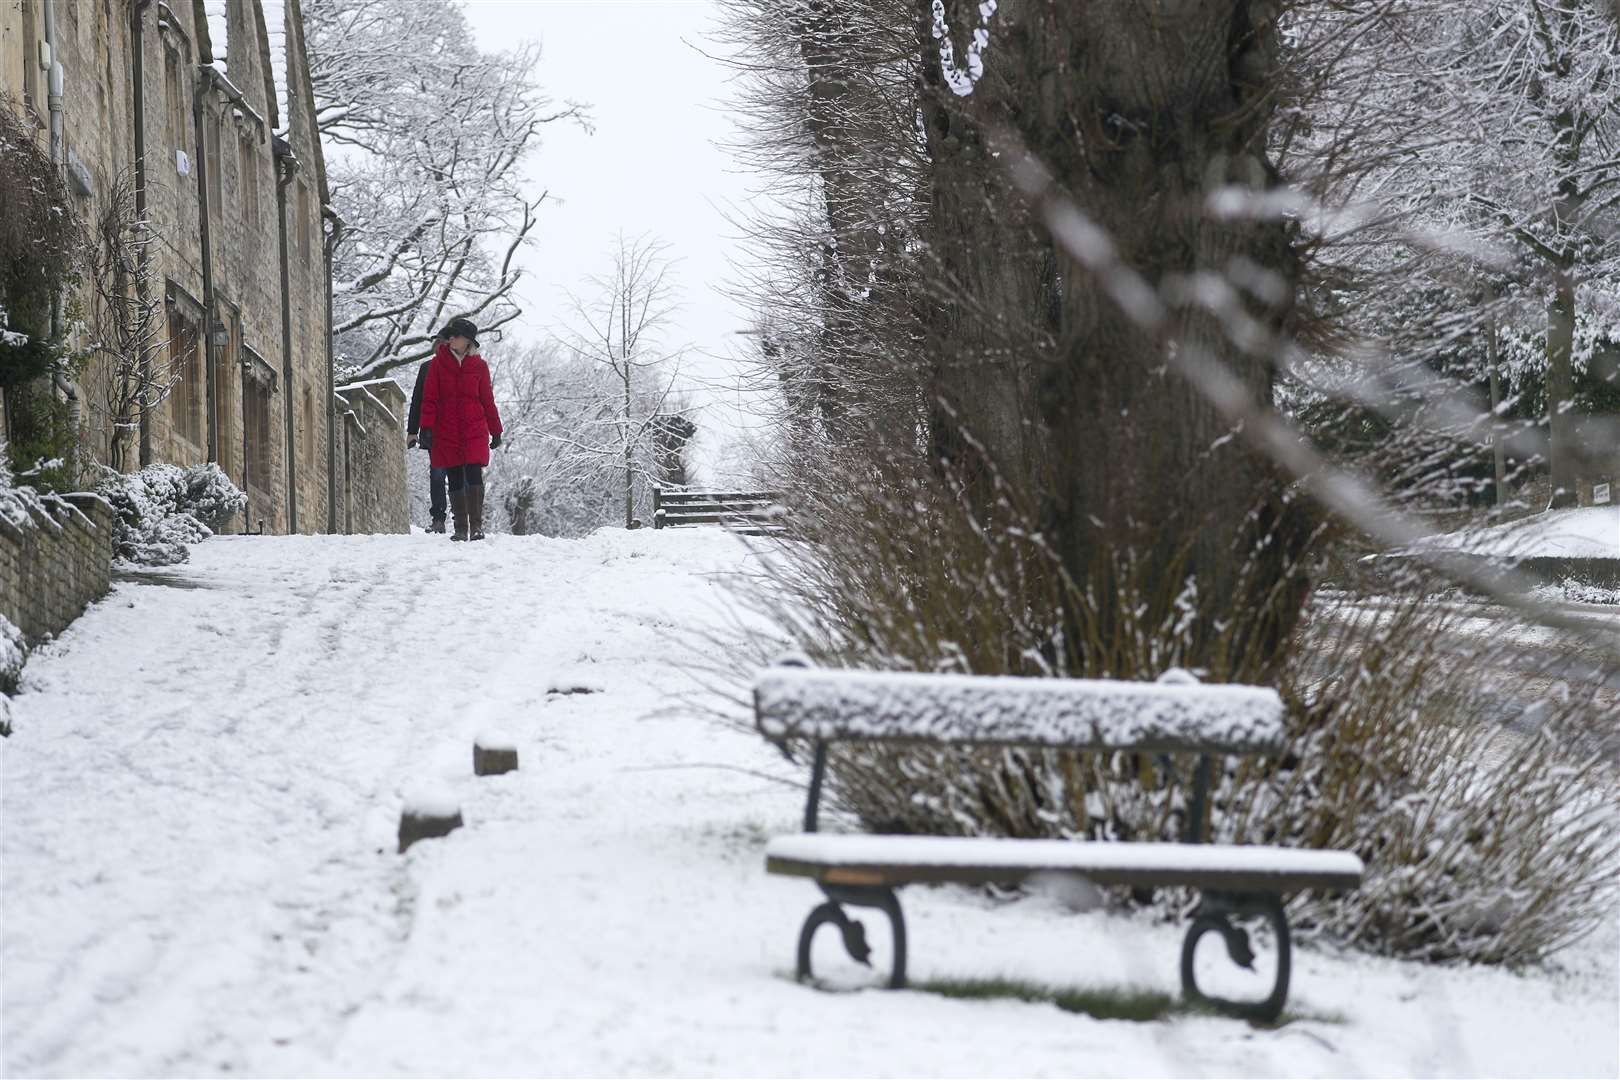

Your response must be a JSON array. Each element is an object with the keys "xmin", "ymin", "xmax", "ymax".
[{"xmin": 440, "ymin": 317, "xmax": 479, "ymax": 345}]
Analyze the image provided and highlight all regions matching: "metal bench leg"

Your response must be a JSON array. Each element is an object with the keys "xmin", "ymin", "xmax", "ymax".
[
  {"xmin": 1179, "ymin": 891, "xmax": 1291, "ymax": 1022},
  {"xmin": 796, "ymin": 886, "xmax": 907, "ymax": 990}
]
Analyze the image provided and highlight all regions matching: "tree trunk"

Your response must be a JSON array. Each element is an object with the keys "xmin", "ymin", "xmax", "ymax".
[
  {"xmin": 915, "ymin": 0, "xmax": 1052, "ymax": 504},
  {"xmin": 1543, "ymin": 88, "xmax": 1584, "ymax": 512},
  {"xmin": 921, "ymin": 0, "xmax": 1312, "ymax": 676},
  {"xmin": 793, "ymin": 0, "xmax": 918, "ymax": 440},
  {"xmin": 1545, "ymin": 265, "xmax": 1578, "ymax": 509},
  {"xmin": 623, "ymin": 363, "xmax": 634, "ymax": 528}
]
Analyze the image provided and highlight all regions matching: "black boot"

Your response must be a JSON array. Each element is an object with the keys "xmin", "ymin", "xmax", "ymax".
[
  {"xmin": 429, "ymin": 515, "xmax": 446, "ymax": 534},
  {"xmin": 450, "ymin": 490, "xmax": 469, "ymax": 541},
  {"xmin": 468, "ymin": 484, "xmax": 486, "ymax": 541}
]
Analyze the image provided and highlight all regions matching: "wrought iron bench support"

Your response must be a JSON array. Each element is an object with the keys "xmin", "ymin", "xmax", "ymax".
[
  {"xmin": 795, "ymin": 884, "xmax": 908, "ymax": 990},
  {"xmin": 1179, "ymin": 890, "xmax": 1292, "ymax": 1022}
]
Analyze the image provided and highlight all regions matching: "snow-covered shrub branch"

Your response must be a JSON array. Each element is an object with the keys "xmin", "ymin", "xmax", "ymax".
[
  {"xmin": 0, "ymin": 613, "xmax": 23, "ymax": 698},
  {"xmin": 96, "ymin": 463, "xmax": 246, "ymax": 565},
  {"xmin": 1261, "ymin": 579, "xmax": 1619, "ymax": 964}
]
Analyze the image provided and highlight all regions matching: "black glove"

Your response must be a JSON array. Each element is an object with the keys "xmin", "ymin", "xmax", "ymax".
[
  {"xmin": 407, "ymin": 433, "xmax": 418, "ymax": 449},
  {"xmin": 489, "ymin": 432, "xmax": 502, "ymax": 450},
  {"xmin": 418, "ymin": 428, "xmax": 433, "ymax": 452}
]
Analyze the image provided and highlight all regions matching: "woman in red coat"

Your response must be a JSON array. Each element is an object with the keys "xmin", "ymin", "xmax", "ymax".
[{"xmin": 417, "ymin": 317, "xmax": 504, "ymax": 541}]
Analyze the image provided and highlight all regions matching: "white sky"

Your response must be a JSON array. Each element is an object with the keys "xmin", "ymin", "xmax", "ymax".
[{"xmin": 460, "ymin": 1, "xmax": 763, "ymax": 390}]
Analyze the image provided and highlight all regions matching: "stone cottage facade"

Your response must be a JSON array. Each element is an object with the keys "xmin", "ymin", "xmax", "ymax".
[{"xmin": 0, "ymin": 0, "xmax": 403, "ymax": 534}]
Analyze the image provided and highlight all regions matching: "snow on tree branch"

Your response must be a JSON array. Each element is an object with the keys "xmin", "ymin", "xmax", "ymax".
[
  {"xmin": 930, "ymin": 0, "xmax": 997, "ymax": 97},
  {"xmin": 303, "ymin": 0, "xmax": 588, "ymax": 383}
]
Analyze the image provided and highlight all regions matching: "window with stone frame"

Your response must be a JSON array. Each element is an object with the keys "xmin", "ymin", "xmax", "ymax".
[
  {"xmin": 166, "ymin": 297, "xmax": 204, "ymax": 447},
  {"xmin": 241, "ymin": 350, "xmax": 275, "ymax": 495},
  {"xmin": 296, "ymin": 181, "xmax": 312, "ymax": 261},
  {"xmin": 239, "ymin": 133, "xmax": 259, "ymax": 232},
  {"xmin": 165, "ymin": 50, "xmax": 187, "ymax": 155},
  {"xmin": 21, "ymin": 3, "xmax": 41, "ymax": 119}
]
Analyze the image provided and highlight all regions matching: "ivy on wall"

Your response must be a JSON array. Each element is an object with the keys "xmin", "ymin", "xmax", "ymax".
[{"xmin": 0, "ymin": 96, "xmax": 85, "ymax": 482}]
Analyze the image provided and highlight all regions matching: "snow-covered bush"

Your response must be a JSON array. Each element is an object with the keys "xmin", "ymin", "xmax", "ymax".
[
  {"xmin": 96, "ymin": 463, "xmax": 245, "ymax": 565},
  {"xmin": 1257, "ymin": 583, "xmax": 1618, "ymax": 964},
  {"xmin": 0, "ymin": 613, "xmax": 25, "ymax": 696},
  {"xmin": 706, "ymin": 449, "xmax": 1618, "ymax": 966}
]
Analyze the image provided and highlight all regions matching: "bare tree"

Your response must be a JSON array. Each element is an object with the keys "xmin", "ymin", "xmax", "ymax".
[
  {"xmin": 1275, "ymin": 1, "xmax": 1620, "ymax": 513},
  {"xmin": 86, "ymin": 171, "xmax": 177, "ymax": 472},
  {"xmin": 480, "ymin": 336, "xmax": 695, "ymax": 537},
  {"xmin": 560, "ymin": 234, "xmax": 691, "ymax": 528},
  {"xmin": 303, "ymin": 0, "xmax": 588, "ymax": 381}
]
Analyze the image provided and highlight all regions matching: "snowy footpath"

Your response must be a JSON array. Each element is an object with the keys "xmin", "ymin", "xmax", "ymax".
[{"xmin": 1, "ymin": 529, "xmax": 1615, "ymax": 1078}]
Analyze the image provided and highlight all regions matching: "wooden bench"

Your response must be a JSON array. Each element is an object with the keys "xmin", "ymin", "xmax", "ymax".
[
  {"xmin": 754, "ymin": 664, "xmax": 1364, "ymax": 1021},
  {"xmin": 652, "ymin": 488, "xmax": 784, "ymax": 534}
]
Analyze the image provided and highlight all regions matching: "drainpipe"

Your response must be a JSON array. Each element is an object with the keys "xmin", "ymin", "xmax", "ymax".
[
  {"xmin": 322, "ymin": 206, "xmax": 344, "ymax": 533},
  {"xmin": 41, "ymin": 0, "xmax": 81, "ymax": 448},
  {"xmin": 274, "ymin": 138, "xmax": 299, "ymax": 532},
  {"xmin": 132, "ymin": 0, "xmax": 155, "ymax": 466},
  {"xmin": 192, "ymin": 66, "xmax": 218, "ymax": 463},
  {"xmin": 240, "ymin": 316, "xmax": 250, "ymax": 501}
]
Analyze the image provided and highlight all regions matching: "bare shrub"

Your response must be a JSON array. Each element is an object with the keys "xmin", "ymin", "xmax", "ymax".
[
  {"xmin": 1257, "ymin": 581, "xmax": 1619, "ymax": 964},
  {"xmin": 702, "ymin": 449, "xmax": 1617, "ymax": 965}
]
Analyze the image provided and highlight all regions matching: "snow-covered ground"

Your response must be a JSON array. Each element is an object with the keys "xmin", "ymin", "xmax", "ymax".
[
  {"xmin": 2, "ymin": 529, "xmax": 1616, "ymax": 1078},
  {"xmin": 1433, "ymin": 505, "xmax": 1620, "ymax": 559}
]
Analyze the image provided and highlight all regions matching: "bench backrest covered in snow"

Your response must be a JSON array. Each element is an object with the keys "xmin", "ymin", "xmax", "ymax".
[{"xmin": 753, "ymin": 668, "xmax": 1286, "ymax": 756}]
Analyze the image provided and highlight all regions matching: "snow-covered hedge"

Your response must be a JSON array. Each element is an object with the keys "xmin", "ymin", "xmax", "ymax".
[
  {"xmin": 0, "ymin": 612, "xmax": 24, "ymax": 696},
  {"xmin": 1, "ymin": 447, "xmax": 33, "ymax": 711},
  {"xmin": 0, "ymin": 444, "xmax": 63, "ymax": 536},
  {"xmin": 96, "ymin": 463, "xmax": 246, "ymax": 565}
]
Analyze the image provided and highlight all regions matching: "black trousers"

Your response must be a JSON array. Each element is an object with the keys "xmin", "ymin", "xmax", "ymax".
[
  {"xmin": 446, "ymin": 463, "xmax": 484, "ymax": 492},
  {"xmin": 428, "ymin": 466, "xmax": 447, "ymax": 519}
]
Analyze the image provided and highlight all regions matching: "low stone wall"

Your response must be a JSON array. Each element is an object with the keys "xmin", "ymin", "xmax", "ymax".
[
  {"xmin": 0, "ymin": 494, "xmax": 115, "ymax": 644},
  {"xmin": 335, "ymin": 380, "xmax": 409, "ymax": 535}
]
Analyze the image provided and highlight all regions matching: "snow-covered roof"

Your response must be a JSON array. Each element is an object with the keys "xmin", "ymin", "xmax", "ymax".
[
  {"xmin": 753, "ymin": 669, "xmax": 1287, "ymax": 754},
  {"xmin": 262, "ymin": 0, "xmax": 291, "ymax": 137},
  {"xmin": 202, "ymin": 0, "xmax": 229, "ymax": 73}
]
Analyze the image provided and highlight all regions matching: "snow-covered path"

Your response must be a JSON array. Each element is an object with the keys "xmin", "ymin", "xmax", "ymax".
[{"xmin": 2, "ymin": 531, "xmax": 1616, "ymax": 1078}]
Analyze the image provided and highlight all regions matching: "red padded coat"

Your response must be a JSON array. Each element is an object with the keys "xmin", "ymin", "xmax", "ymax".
[{"xmin": 419, "ymin": 342, "xmax": 503, "ymax": 469}]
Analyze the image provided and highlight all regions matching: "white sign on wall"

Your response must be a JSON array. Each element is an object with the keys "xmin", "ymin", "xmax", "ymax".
[{"xmin": 1594, "ymin": 482, "xmax": 1611, "ymax": 506}]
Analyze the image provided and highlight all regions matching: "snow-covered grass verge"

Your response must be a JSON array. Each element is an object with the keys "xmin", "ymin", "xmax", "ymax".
[
  {"xmin": 0, "ymin": 527, "xmax": 1614, "ymax": 1077},
  {"xmin": 1430, "ymin": 505, "xmax": 1619, "ymax": 560},
  {"xmin": 1535, "ymin": 579, "xmax": 1620, "ymax": 606}
]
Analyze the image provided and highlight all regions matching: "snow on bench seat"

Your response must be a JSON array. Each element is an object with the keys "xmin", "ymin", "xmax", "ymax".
[
  {"xmin": 766, "ymin": 833, "xmax": 1365, "ymax": 892},
  {"xmin": 754, "ymin": 668, "xmax": 1286, "ymax": 754}
]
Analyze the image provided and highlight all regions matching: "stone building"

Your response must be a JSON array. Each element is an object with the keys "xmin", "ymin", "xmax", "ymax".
[{"xmin": 0, "ymin": 0, "xmax": 404, "ymax": 535}]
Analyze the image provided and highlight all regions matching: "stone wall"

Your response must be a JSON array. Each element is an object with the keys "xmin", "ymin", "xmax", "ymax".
[
  {"xmin": 0, "ymin": 495, "xmax": 114, "ymax": 644},
  {"xmin": 335, "ymin": 380, "xmax": 408, "ymax": 535}
]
